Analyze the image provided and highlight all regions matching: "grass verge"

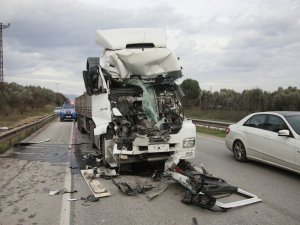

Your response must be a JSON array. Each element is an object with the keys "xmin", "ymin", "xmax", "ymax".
[
  {"xmin": 185, "ymin": 108, "xmax": 247, "ymax": 123},
  {"xmin": 0, "ymin": 105, "xmax": 54, "ymax": 128},
  {"xmin": 196, "ymin": 126, "xmax": 226, "ymax": 138}
]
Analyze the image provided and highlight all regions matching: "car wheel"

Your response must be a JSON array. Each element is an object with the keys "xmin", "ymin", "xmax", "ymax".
[
  {"xmin": 233, "ymin": 140, "xmax": 247, "ymax": 162},
  {"xmin": 100, "ymin": 135, "xmax": 108, "ymax": 167}
]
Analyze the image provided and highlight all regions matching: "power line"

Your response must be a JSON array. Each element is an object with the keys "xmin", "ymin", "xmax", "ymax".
[{"xmin": 0, "ymin": 22, "xmax": 10, "ymax": 91}]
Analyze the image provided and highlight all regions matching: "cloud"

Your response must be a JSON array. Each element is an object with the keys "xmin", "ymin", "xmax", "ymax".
[{"xmin": 1, "ymin": 0, "xmax": 300, "ymax": 95}]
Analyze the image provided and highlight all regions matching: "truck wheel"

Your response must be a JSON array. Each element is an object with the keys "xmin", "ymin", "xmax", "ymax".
[
  {"xmin": 89, "ymin": 126, "xmax": 95, "ymax": 148},
  {"xmin": 100, "ymin": 135, "xmax": 108, "ymax": 167},
  {"xmin": 77, "ymin": 117, "xmax": 84, "ymax": 133}
]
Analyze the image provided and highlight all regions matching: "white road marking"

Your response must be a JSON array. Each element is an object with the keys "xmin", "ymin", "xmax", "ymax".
[
  {"xmin": 13, "ymin": 152, "xmax": 38, "ymax": 155},
  {"xmin": 197, "ymin": 134, "xmax": 225, "ymax": 144},
  {"xmin": 59, "ymin": 122, "xmax": 75, "ymax": 225}
]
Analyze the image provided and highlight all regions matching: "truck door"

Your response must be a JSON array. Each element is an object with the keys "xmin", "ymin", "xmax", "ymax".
[{"xmin": 92, "ymin": 72, "xmax": 111, "ymax": 135}]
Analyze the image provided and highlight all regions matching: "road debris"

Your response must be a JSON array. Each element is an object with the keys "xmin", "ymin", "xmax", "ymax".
[
  {"xmin": 83, "ymin": 154, "xmax": 102, "ymax": 168},
  {"xmin": 81, "ymin": 169, "xmax": 111, "ymax": 198},
  {"xmin": 48, "ymin": 189, "xmax": 60, "ymax": 196},
  {"xmin": 146, "ymin": 182, "xmax": 168, "ymax": 200},
  {"xmin": 79, "ymin": 154, "xmax": 261, "ymax": 211},
  {"xmin": 64, "ymin": 190, "xmax": 78, "ymax": 194},
  {"xmin": 0, "ymin": 126, "xmax": 9, "ymax": 130},
  {"xmin": 112, "ymin": 178, "xmax": 155, "ymax": 196},
  {"xmin": 165, "ymin": 158, "xmax": 262, "ymax": 211},
  {"xmin": 14, "ymin": 138, "xmax": 51, "ymax": 147},
  {"xmin": 94, "ymin": 167, "xmax": 118, "ymax": 178},
  {"xmin": 81, "ymin": 195, "xmax": 100, "ymax": 202},
  {"xmin": 113, "ymin": 179, "xmax": 138, "ymax": 196},
  {"xmin": 67, "ymin": 198, "xmax": 79, "ymax": 201},
  {"xmin": 192, "ymin": 217, "xmax": 198, "ymax": 225}
]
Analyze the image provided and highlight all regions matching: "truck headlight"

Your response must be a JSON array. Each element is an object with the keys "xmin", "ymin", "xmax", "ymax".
[{"xmin": 183, "ymin": 138, "xmax": 195, "ymax": 148}]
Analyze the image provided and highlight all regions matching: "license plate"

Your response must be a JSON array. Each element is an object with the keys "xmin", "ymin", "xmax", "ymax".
[{"xmin": 148, "ymin": 144, "xmax": 169, "ymax": 152}]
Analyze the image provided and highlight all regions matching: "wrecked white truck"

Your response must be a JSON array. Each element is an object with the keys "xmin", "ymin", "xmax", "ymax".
[{"xmin": 75, "ymin": 28, "xmax": 196, "ymax": 168}]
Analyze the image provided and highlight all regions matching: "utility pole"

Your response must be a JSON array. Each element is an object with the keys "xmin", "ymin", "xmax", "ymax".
[
  {"xmin": 0, "ymin": 22, "xmax": 10, "ymax": 92},
  {"xmin": 55, "ymin": 82, "xmax": 59, "ymax": 92}
]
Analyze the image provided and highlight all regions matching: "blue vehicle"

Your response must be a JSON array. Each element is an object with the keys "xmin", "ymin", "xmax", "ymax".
[{"xmin": 59, "ymin": 103, "xmax": 77, "ymax": 122}]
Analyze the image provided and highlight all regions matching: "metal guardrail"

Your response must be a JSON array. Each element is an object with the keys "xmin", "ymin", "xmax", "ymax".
[
  {"xmin": 189, "ymin": 118, "xmax": 233, "ymax": 129},
  {"xmin": 0, "ymin": 115, "xmax": 231, "ymax": 152},
  {"xmin": 0, "ymin": 114, "xmax": 57, "ymax": 153}
]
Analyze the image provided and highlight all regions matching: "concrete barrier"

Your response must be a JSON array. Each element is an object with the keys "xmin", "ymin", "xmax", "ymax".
[{"xmin": 0, "ymin": 114, "xmax": 57, "ymax": 153}]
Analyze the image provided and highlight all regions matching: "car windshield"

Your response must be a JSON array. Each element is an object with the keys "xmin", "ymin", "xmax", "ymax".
[
  {"xmin": 285, "ymin": 115, "xmax": 300, "ymax": 135},
  {"xmin": 62, "ymin": 103, "xmax": 74, "ymax": 109}
]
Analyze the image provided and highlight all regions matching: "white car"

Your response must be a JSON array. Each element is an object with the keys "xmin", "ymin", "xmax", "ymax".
[{"xmin": 225, "ymin": 111, "xmax": 300, "ymax": 174}]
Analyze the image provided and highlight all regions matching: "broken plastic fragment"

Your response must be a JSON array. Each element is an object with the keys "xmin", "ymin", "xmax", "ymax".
[
  {"xmin": 67, "ymin": 198, "xmax": 79, "ymax": 201},
  {"xmin": 49, "ymin": 189, "xmax": 60, "ymax": 196}
]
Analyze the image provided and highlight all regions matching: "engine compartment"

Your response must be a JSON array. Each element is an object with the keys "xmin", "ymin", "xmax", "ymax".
[{"xmin": 109, "ymin": 78, "xmax": 184, "ymax": 150}]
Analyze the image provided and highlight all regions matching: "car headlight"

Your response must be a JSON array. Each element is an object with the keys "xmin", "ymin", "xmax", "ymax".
[{"xmin": 183, "ymin": 137, "xmax": 195, "ymax": 148}]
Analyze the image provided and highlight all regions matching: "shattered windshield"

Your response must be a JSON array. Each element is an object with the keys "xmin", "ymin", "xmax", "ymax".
[
  {"xmin": 285, "ymin": 115, "xmax": 300, "ymax": 135},
  {"xmin": 127, "ymin": 79, "xmax": 159, "ymax": 124}
]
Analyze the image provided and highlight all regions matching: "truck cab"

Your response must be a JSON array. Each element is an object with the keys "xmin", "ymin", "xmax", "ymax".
[{"xmin": 75, "ymin": 28, "xmax": 196, "ymax": 167}]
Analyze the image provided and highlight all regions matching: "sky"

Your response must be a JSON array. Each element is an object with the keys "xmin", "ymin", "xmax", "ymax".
[{"xmin": 1, "ymin": 0, "xmax": 300, "ymax": 96}]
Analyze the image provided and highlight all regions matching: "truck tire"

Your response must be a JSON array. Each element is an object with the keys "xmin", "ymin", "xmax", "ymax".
[
  {"xmin": 89, "ymin": 125, "xmax": 95, "ymax": 148},
  {"xmin": 77, "ymin": 117, "xmax": 85, "ymax": 133},
  {"xmin": 100, "ymin": 135, "xmax": 108, "ymax": 167}
]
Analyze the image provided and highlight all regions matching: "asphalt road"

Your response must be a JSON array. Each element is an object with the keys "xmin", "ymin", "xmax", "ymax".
[{"xmin": 1, "ymin": 118, "xmax": 300, "ymax": 225}]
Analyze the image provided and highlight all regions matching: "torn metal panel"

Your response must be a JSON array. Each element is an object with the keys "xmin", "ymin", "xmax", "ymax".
[{"xmin": 100, "ymin": 48, "xmax": 182, "ymax": 80}]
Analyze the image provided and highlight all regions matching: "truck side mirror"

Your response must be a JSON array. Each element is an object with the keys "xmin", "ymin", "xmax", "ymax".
[
  {"xmin": 83, "ymin": 68, "xmax": 105, "ymax": 96},
  {"xmin": 88, "ymin": 67, "xmax": 101, "ymax": 93},
  {"xmin": 83, "ymin": 70, "xmax": 93, "ymax": 96}
]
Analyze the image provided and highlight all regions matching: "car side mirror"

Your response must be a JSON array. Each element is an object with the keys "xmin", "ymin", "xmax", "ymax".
[{"xmin": 278, "ymin": 129, "xmax": 290, "ymax": 137}]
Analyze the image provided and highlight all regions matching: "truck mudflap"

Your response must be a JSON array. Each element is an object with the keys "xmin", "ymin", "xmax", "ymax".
[{"xmin": 165, "ymin": 158, "xmax": 262, "ymax": 211}]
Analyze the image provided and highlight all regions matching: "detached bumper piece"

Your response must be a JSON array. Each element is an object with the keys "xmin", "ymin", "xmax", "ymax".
[{"xmin": 166, "ymin": 160, "xmax": 262, "ymax": 211}]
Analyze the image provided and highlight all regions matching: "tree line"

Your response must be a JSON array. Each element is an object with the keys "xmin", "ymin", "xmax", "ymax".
[
  {"xmin": 180, "ymin": 79, "xmax": 300, "ymax": 113},
  {"xmin": 0, "ymin": 82, "xmax": 67, "ymax": 115}
]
